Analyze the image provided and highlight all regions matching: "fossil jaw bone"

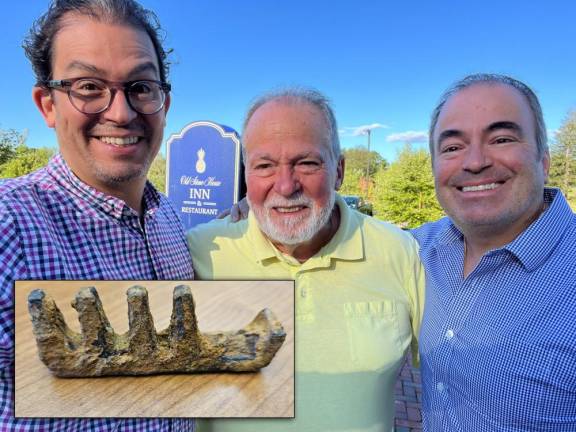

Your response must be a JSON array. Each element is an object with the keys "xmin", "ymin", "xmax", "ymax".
[{"xmin": 27, "ymin": 285, "xmax": 286, "ymax": 377}]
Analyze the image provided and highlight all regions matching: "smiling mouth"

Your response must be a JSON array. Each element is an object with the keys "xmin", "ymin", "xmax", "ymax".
[
  {"xmin": 274, "ymin": 206, "xmax": 307, "ymax": 213},
  {"xmin": 459, "ymin": 182, "xmax": 503, "ymax": 192},
  {"xmin": 98, "ymin": 136, "xmax": 140, "ymax": 147}
]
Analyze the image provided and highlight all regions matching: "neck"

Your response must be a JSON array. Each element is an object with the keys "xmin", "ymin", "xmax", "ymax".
[
  {"xmin": 461, "ymin": 198, "xmax": 547, "ymax": 278},
  {"xmin": 109, "ymin": 180, "xmax": 147, "ymax": 215},
  {"xmin": 274, "ymin": 205, "xmax": 341, "ymax": 263},
  {"xmin": 90, "ymin": 176, "xmax": 147, "ymax": 216}
]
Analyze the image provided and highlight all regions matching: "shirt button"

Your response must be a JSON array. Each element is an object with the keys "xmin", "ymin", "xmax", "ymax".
[
  {"xmin": 445, "ymin": 329, "xmax": 454, "ymax": 339},
  {"xmin": 436, "ymin": 382, "xmax": 445, "ymax": 392}
]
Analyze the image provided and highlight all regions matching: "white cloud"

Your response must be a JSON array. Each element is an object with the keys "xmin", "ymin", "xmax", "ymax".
[
  {"xmin": 385, "ymin": 131, "xmax": 428, "ymax": 143},
  {"xmin": 548, "ymin": 128, "xmax": 559, "ymax": 142},
  {"xmin": 339, "ymin": 123, "xmax": 389, "ymax": 137}
]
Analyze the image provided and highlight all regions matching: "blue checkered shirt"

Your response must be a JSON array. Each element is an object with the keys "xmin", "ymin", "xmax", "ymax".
[
  {"xmin": 0, "ymin": 154, "xmax": 195, "ymax": 431},
  {"xmin": 411, "ymin": 188, "xmax": 576, "ymax": 431}
]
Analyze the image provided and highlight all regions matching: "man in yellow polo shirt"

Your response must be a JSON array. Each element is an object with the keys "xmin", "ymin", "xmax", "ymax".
[{"xmin": 187, "ymin": 88, "xmax": 424, "ymax": 432}]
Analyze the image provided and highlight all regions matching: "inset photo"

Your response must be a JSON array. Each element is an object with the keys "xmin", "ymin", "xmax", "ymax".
[{"xmin": 15, "ymin": 280, "xmax": 294, "ymax": 418}]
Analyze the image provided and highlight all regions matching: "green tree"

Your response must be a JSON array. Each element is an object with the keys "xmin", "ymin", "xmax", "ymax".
[
  {"xmin": 373, "ymin": 144, "xmax": 443, "ymax": 228},
  {"xmin": 0, "ymin": 145, "xmax": 54, "ymax": 178},
  {"xmin": 0, "ymin": 128, "xmax": 27, "ymax": 166},
  {"xmin": 340, "ymin": 146, "xmax": 387, "ymax": 199},
  {"xmin": 147, "ymin": 153, "xmax": 166, "ymax": 193},
  {"xmin": 548, "ymin": 110, "xmax": 576, "ymax": 208},
  {"xmin": 339, "ymin": 167, "xmax": 364, "ymax": 197},
  {"xmin": 342, "ymin": 146, "xmax": 386, "ymax": 177}
]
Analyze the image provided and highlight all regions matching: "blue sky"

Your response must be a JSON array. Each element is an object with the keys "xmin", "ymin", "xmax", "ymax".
[{"xmin": 1, "ymin": 1, "xmax": 575, "ymax": 162}]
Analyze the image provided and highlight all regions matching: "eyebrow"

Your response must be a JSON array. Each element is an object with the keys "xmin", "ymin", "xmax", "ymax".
[
  {"xmin": 249, "ymin": 151, "xmax": 323, "ymax": 164},
  {"xmin": 437, "ymin": 129, "xmax": 463, "ymax": 147},
  {"xmin": 64, "ymin": 61, "xmax": 159, "ymax": 79},
  {"xmin": 486, "ymin": 121, "xmax": 524, "ymax": 137}
]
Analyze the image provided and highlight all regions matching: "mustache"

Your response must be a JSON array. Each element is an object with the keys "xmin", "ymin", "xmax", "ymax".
[
  {"xmin": 447, "ymin": 168, "xmax": 511, "ymax": 186},
  {"xmin": 90, "ymin": 122, "xmax": 147, "ymax": 137},
  {"xmin": 263, "ymin": 193, "xmax": 313, "ymax": 210},
  {"xmin": 90, "ymin": 129, "xmax": 146, "ymax": 136}
]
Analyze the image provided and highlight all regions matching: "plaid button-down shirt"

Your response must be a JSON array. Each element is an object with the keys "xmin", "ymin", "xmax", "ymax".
[
  {"xmin": 0, "ymin": 155, "xmax": 195, "ymax": 431},
  {"xmin": 412, "ymin": 188, "xmax": 576, "ymax": 431}
]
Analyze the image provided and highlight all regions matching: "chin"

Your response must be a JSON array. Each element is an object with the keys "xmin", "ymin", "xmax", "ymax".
[{"xmin": 96, "ymin": 166, "xmax": 147, "ymax": 184}]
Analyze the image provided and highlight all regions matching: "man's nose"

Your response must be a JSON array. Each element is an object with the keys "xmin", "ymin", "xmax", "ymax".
[
  {"xmin": 273, "ymin": 165, "xmax": 301, "ymax": 197},
  {"xmin": 463, "ymin": 142, "xmax": 492, "ymax": 173},
  {"xmin": 102, "ymin": 89, "xmax": 138, "ymax": 125}
]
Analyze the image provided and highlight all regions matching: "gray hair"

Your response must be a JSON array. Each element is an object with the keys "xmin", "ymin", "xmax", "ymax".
[
  {"xmin": 428, "ymin": 73, "xmax": 548, "ymax": 158},
  {"xmin": 23, "ymin": 0, "xmax": 171, "ymax": 84},
  {"xmin": 241, "ymin": 88, "xmax": 341, "ymax": 163}
]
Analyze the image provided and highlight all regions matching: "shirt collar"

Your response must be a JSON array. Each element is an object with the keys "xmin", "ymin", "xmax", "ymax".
[
  {"xmin": 434, "ymin": 188, "xmax": 573, "ymax": 271},
  {"xmin": 505, "ymin": 188, "xmax": 573, "ymax": 271},
  {"xmin": 245, "ymin": 194, "xmax": 365, "ymax": 267},
  {"xmin": 46, "ymin": 153, "xmax": 161, "ymax": 220}
]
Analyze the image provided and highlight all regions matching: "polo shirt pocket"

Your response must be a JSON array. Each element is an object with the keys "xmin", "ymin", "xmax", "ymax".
[{"xmin": 343, "ymin": 300, "xmax": 411, "ymax": 371}]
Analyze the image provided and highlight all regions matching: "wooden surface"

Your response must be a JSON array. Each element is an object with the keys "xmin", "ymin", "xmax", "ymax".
[{"xmin": 15, "ymin": 280, "xmax": 294, "ymax": 418}]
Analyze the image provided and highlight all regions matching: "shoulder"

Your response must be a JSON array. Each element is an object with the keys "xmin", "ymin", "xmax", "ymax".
[
  {"xmin": 186, "ymin": 217, "xmax": 252, "ymax": 279},
  {"xmin": 0, "ymin": 167, "xmax": 54, "ymax": 219},
  {"xmin": 351, "ymin": 210, "xmax": 420, "ymax": 255},
  {"xmin": 0, "ymin": 175, "xmax": 48, "ymax": 282},
  {"xmin": 0, "ymin": 167, "xmax": 51, "ymax": 198},
  {"xmin": 410, "ymin": 217, "xmax": 452, "ymax": 249},
  {"xmin": 187, "ymin": 217, "xmax": 249, "ymax": 252}
]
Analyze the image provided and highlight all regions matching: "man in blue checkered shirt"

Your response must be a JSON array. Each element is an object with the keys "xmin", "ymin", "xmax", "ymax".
[
  {"xmin": 0, "ymin": 0, "xmax": 195, "ymax": 430},
  {"xmin": 412, "ymin": 74, "xmax": 576, "ymax": 431}
]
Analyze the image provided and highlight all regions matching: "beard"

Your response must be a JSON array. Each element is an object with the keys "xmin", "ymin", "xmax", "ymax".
[
  {"xmin": 248, "ymin": 190, "xmax": 336, "ymax": 246},
  {"xmin": 92, "ymin": 162, "xmax": 149, "ymax": 184}
]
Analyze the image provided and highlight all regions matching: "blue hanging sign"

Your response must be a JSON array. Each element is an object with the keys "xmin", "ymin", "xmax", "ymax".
[{"xmin": 166, "ymin": 121, "xmax": 241, "ymax": 230}]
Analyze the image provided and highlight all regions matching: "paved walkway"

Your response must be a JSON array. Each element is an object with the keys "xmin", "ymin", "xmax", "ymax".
[{"xmin": 394, "ymin": 354, "xmax": 422, "ymax": 431}]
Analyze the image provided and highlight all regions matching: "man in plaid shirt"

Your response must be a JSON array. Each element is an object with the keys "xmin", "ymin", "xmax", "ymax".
[{"xmin": 0, "ymin": 0, "xmax": 194, "ymax": 430}]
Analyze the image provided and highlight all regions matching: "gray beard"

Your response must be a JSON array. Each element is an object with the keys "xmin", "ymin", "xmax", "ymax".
[{"xmin": 248, "ymin": 190, "xmax": 336, "ymax": 246}]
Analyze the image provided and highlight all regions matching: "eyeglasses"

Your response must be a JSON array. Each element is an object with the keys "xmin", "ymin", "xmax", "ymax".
[{"xmin": 41, "ymin": 77, "xmax": 171, "ymax": 115}]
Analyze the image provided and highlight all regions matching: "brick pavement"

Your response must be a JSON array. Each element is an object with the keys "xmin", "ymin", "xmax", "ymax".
[{"xmin": 394, "ymin": 353, "xmax": 422, "ymax": 431}]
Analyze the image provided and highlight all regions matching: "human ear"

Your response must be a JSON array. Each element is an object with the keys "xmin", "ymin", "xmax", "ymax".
[
  {"xmin": 335, "ymin": 156, "xmax": 345, "ymax": 190},
  {"xmin": 542, "ymin": 150, "xmax": 551, "ymax": 182},
  {"xmin": 32, "ymin": 86, "xmax": 56, "ymax": 128}
]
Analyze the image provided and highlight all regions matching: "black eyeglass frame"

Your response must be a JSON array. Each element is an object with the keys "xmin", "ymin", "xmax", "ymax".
[{"xmin": 40, "ymin": 77, "xmax": 172, "ymax": 115}]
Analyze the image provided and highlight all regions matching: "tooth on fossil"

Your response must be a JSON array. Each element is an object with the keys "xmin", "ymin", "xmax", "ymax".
[{"xmin": 27, "ymin": 285, "xmax": 286, "ymax": 377}]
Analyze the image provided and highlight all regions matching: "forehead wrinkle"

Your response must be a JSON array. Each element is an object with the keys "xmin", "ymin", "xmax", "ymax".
[
  {"xmin": 64, "ymin": 60, "xmax": 105, "ymax": 75},
  {"xmin": 63, "ymin": 60, "xmax": 159, "ymax": 80},
  {"xmin": 249, "ymin": 150, "xmax": 321, "ymax": 162}
]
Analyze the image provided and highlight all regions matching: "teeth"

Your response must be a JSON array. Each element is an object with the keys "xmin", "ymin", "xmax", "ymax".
[
  {"xmin": 99, "ymin": 136, "xmax": 139, "ymax": 146},
  {"xmin": 276, "ymin": 207, "xmax": 304, "ymax": 213},
  {"xmin": 462, "ymin": 183, "xmax": 500, "ymax": 192}
]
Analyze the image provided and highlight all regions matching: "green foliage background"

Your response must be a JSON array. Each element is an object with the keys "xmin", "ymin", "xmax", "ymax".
[
  {"xmin": 372, "ymin": 145, "xmax": 444, "ymax": 228},
  {"xmin": 0, "ymin": 129, "xmax": 54, "ymax": 178},
  {"xmin": 340, "ymin": 144, "xmax": 443, "ymax": 228},
  {"xmin": 548, "ymin": 111, "xmax": 576, "ymax": 209},
  {"xmin": 147, "ymin": 153, "xmax": 167, "ymax": 193}
]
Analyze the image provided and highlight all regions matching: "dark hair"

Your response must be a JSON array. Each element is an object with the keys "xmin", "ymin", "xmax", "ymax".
[
  {"xmin": 23, "ymin": 0, "xmax": 171, "ymax": 84},
  {"xmin": 242, "ymin": 87, "xmax": 341, "ymax": 163},
  {"xmin": 429, "ymin": 73, "xmax": 548, "ymax": 158}
]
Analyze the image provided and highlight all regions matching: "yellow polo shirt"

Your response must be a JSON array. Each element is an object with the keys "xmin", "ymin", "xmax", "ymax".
[{"xmin": 187, "ymin": 195, "xmax": 425, "ymax": 432}]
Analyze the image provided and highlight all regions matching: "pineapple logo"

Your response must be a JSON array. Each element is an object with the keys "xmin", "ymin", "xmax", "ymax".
[{"xmin": 195, "ymin": 148, "xmax": 206, "ymax": 174}]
